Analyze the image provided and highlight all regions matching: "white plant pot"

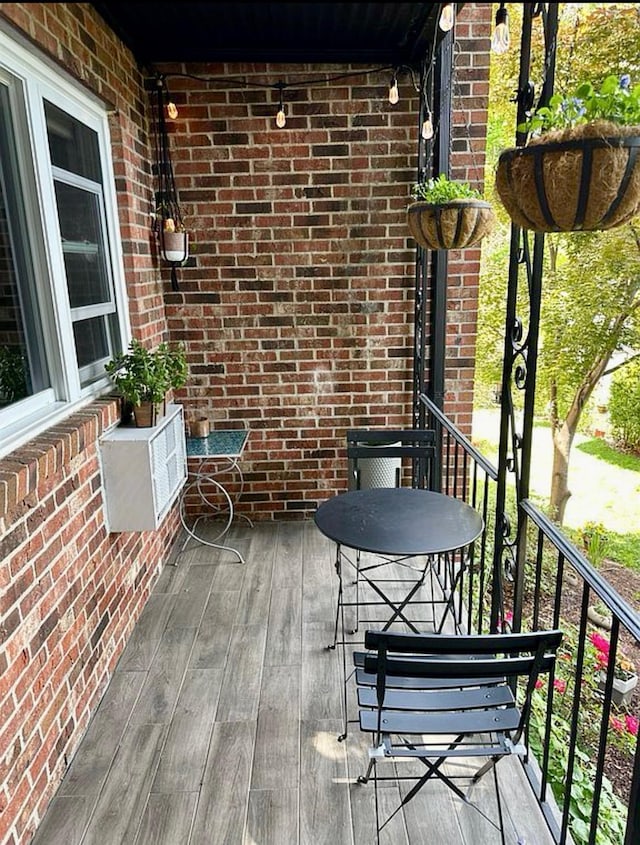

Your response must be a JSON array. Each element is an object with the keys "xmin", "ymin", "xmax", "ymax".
[
  {"xmin": 161, "ymin": 231, "xmax": 189, "ymax": 263},
  {"xmin": 598, "ymin": 671, "xmax": 638, "ymax": 707},
  {"xmin": 350, "ymin": 441, "xmax": 402, "ymax": 490}
]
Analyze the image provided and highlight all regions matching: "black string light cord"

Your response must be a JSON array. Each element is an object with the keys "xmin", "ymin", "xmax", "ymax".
[{"xmin": 154, "ymin": 64, "xmax": 426, "ymax": 127}]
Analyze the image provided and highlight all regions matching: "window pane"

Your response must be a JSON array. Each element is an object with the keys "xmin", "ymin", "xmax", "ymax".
[
  {"xmin": 55, "ymin": 181, "xmax": 112, "ymax": 308},
  {"xmin": 0, "ymin": 83, "xmax": 50, "ymax": 407},
  {"xmin": 44, "ymin": 100, "xmax": 101, "ymax": 183},
  {"xmin": 73, "ymin": 315, "xmax": 109, "ymax": 369}
]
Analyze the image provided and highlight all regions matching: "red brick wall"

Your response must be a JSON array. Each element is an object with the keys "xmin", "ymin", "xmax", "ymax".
[
  {"xmin": 0, "ymin": 4, "xmax": 491, "ymax": 843},
  {"xmin": 161, "ymin": 3, "xmax": 491, "ymax": 519},
  {"xmin": 0, "ymin": 5, "xmax": 176, "ymax": 844}
]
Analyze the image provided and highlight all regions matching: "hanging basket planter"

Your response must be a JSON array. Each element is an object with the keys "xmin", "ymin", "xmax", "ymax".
[
  {"xmin": 407, "ymin": 199, "xmax": 496, "ymax": 251},
  {"xmin": 495, "ymin": 122, "xmax": 640, "ymax": 233}
]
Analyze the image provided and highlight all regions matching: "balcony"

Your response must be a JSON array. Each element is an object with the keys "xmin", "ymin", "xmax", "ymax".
[{"xmin": 31, "ymin": 402, "xmax": 639, "ymax": 844}]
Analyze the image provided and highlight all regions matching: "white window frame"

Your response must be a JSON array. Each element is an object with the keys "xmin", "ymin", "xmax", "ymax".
[{"xmin": 0, "ymin": 26, "xmax": 130, "ymax": 459}]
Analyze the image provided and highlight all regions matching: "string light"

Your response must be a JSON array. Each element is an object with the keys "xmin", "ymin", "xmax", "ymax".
[
  {"xmin": 388, "ymin": 74, "xmax": 399, "ymax": 105},
  {"xmin": 439, "ymin": 3, "xmax": 455, "ymax": 32},
  {"xmin": 166, "ymin": 100, "xmax": 178, "ymax": 119},
  {"xmin": 491, "ymin": 3, "xmax": 510, "ymax": 54},
  {"xmin": 275, "ymin": 82, "xmax": 286, "ymax": 128},
  {"xmin": 421, "ymin": 112, "xmax": 434, "ymax": 140}
]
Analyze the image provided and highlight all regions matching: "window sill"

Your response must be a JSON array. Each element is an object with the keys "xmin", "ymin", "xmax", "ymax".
[{"xmin": 0, "ymin": 396, "xmax": 119, "ymax": 522}]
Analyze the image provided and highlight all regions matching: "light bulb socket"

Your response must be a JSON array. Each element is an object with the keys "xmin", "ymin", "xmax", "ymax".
[{"xmin": 495, "ymin": 5, "xmax": 508, "ymax": 28}]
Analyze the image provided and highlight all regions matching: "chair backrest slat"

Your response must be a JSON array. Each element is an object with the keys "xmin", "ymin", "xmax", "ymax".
[
  {"xmin": 363, "ymin": 653, "xmax": 557, "ymax": 679},
  {"xmin": 346, "ymin": 428, "xmax": 436, "ymax": 489},
  {"xmin": 364, "ymin": 629, "xmax": 563, "ymax": 656}
]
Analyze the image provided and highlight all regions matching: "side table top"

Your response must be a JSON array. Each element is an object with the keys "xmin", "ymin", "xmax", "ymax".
[{"xmin": 186, "ymin": 428, "xmax": 249, "ymax": 459}]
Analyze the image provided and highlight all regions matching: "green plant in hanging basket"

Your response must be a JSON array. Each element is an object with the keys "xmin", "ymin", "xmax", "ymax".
[
  {"xmin": 496, "ymin": 75, "xmax": 640, "ymax": 233},
  {"xmin": 407, "ymin": 174, "xmax": 495, "ymax": 251}
]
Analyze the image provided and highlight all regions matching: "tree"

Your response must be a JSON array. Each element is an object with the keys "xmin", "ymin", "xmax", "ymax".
[
  {"xmin": 476, "ymin": 2, "xmax": 640, "ymax": 524},
  {"xmin": 540, "ymin": 226, "xmax": 640, "ymax": 522}
]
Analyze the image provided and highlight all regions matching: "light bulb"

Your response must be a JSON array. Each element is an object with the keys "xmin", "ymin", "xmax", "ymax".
[
  {"xmin": 389, "ymin": 78, "xmax": 399, "ymax": 105},
  {"xmin": 421, "ymin": 115, "xmax": 434, "ymax": 140},
  {"xmin": 491, "ymin": 6, "xmax": 510, "ymax": 54},
  {"xmin": 276, "ymin": 108, "xmax": 286, "ymax": 129},
  {"xmin": 439, "ymin": 3, "xmax": 455, "ymax": 32},
  {"xmin": 166, "ymin": 101, "xmax": 178, "ymax": 120}
]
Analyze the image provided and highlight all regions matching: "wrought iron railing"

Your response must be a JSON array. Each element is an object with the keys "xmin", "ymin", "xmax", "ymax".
[
  {"xmin": 419, "ymin": 393, "xmax": 498, "ymax": 635},
  {"xmin": 419, "ymin": 392, "xmax": 640, "ymax": 844}
]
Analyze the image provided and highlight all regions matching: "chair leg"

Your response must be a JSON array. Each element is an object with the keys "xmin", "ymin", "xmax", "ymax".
[
  {"xmin": 493, "ymin": 761, "xmax": 507, "ymax": 845},
  {"xmin": 373, "ymin": 758, "xmax": 382, "ymax": 845},
  {"xmin": 329, "ymin": 547, "xmax": 343, "ymax": 650}
]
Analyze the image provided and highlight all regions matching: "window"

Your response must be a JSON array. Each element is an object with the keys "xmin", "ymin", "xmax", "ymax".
[{"xmin": 0, "ymin": 28, "xmax": 129, "ymax": 456}]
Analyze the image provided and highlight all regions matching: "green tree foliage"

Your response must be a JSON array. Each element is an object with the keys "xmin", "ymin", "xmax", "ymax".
[
  {"xmin": 609, "ymin": 357, "xmax": 640, "ymax": 450},
  {"xmin": 477, "ymin": 3, "xmax": 640, "ymax": 522}
]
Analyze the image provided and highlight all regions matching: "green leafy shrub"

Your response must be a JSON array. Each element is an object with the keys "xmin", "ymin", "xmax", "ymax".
[
  {"xmin": 411, "ymin": 173, "xmax": 483, "ymax": 203},
  {"xmin": 520, "ymin": 74, "xmax": 640, "ymax": 135},
  {"xmin": 105, "ymin": 338, "xmax": 187, "ymax": 407},
  {"xmin": 609, "ymin": 358, "xmax": 640, "ymax": 451},
  {"xmin": 581, "ymin": 521, "xmax": 609, "ymax": 567},
  {"xmin": 526, "ymin": 623, "xmax": 633, "ymax": 844}
]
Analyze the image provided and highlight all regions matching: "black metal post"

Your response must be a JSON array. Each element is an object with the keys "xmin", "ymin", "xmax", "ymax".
[{"xmin": 491, "ymin": 3, "xmax": 558, "ymax": 633}]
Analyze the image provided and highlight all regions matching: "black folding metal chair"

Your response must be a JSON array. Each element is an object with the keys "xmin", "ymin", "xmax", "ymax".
[
  {"xmin": 355, "ymin": 628, "xmax": 563, "ymax": 844},
  {"xmin": 346, "ymin": 428, "xmax": 435, "ymax": 492},
  {"xmin": 337, "ymin": 429, "xmax": 437, "ymax": 641}
]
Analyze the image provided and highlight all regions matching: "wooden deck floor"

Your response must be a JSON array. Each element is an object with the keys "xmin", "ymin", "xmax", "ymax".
[{"xmin": 32, "ymin": 520, "xmax": 555, "ymax": 845}]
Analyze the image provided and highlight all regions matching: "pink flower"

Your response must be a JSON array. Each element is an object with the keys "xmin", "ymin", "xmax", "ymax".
[
  {"xmin": 590, "ymin": 632, "xmax": 610, "ymax": 655},
  {"xmin": 625, "ymin": 715, "xmax": 639, "ymax": 737},
  {"xmin": 535, "ymin": 679, "xmax": 544, "ymax": 689},
  {"xmin": 505, "ymin": 611, "xmax": 513, "ymax": 624},
  {"xmin": 610, "ymin": 716, "xmax": 625, "ymax": 733},
  {"xmin": 553, "ymin": 679, "xmax": 567, "ymax": 694}
]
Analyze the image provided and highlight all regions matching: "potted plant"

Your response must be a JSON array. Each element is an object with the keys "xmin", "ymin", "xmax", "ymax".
[
  {"xmin": 105, "ymin": 338, "xmax": 188, "ymax": 427},
  {"xmin": 159, "ymin": 215, "xmax": 189, "ymax": 264},
  {"xmin": 591, "ymin": 632, "xmax": 638, "ymax": 707},
  {"xmin": 496, "ymin": 74, "xmax": 640, "ymax": 233},
  {"xmin": 407, "ymin": 174, "xmax": 496, "ymax": 250}
]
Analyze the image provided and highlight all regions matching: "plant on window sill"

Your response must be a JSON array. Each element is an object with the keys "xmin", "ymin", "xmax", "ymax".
[{"xmin": 105, "ymin": 338, "xmax": 188, "ymax": 428}]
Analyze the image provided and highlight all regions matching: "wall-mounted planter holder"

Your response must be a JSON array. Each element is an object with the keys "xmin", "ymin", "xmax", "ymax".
[
  {"xmin": 407, "ymin": 199, "xmax": 495, "ymax": 250},
  {"xmin": 496, "ymin": 124, "xmax": 640, "ymax": 233}
]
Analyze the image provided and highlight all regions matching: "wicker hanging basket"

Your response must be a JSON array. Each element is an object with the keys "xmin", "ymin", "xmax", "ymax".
[
  {"xmin": 495, "ymin": 122, "xmax": 640, "ymax": 233},
  {"xmin": 407, "ymin": 199, "xmax": 495, "ymax": 250}
]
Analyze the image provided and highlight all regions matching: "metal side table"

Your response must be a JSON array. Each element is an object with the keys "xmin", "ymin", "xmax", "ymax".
[{"xmin": 180, "ymin": 427, "xmax": 252, "ymax": 563}]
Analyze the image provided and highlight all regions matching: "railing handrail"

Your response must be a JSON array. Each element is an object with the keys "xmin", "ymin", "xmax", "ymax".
[
  {"xmin": 419, "ymin": 393, "xmax": 499, "ymax": 481},
  {"xmin": 521, "ymin": 497, "xmax": 640, "ymax": 642}
]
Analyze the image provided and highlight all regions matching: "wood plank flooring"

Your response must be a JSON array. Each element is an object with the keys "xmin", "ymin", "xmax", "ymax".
[{"xmin": 31, "ymin": 521, "xmax": 556, "ymax": 845}]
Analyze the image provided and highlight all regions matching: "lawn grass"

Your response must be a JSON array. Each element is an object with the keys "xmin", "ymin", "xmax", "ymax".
[
  {"xmin": 474, "ymin": 412, "xmax": 640, "ymax": 573},
  {"xmin": 577, "ymin": 437, "xmax": 640, "ymax": 473},
  {"xmin": 605, "ymin": 531, "xmax": 640, "ymax": 573}
]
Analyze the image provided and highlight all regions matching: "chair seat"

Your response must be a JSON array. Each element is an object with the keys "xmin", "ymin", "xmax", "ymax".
[
  {"xmin": 359, "ymin": 703, "xmax": 521, "ymax": 735},
  {"xmin": 357, "ymin": 683, "xmax": 515, "ymax": 712}
]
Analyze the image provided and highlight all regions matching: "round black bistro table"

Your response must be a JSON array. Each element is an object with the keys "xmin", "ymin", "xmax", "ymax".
[
  {"xmin": 315, "ymin": 487, "xmax": 485, "ymax": 740},
  {"xmin": 314, "ymin": 487, "xmax": 483, "ymax": 557}
]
